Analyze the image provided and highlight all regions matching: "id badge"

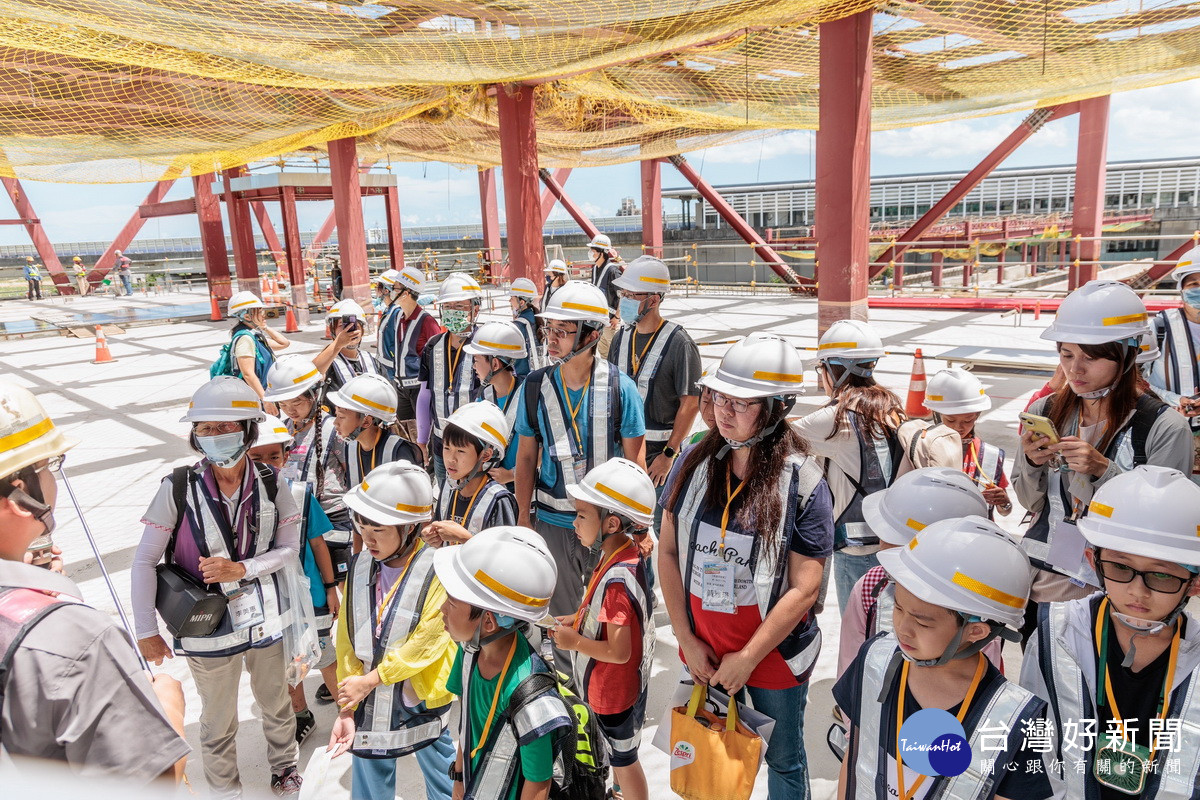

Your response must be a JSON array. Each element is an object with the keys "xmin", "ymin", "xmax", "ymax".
[
  {"xmin": 1048, "ymin": 518, "xmax": 1097, "ymax": 586},
  {"xmin": 228, "ymin": 586, "xmax": 266, "ymax": 631},
  {"xmin": 701, "ymin": 558, "xmax": 737, "ymax": 614},
  {"xmin": 572, "ymin": 459, "xmax": 588, "ymax": 485}
]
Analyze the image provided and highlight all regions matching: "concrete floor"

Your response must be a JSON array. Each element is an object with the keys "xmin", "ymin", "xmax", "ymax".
[{"xmin": 0, "ymin": 289, "xmax": 1052, "ymax": 799}]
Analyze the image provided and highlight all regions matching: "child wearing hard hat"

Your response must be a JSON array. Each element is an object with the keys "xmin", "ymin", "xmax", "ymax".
[
  {"xmin": 248, "ymin": 416, "xmax": 340, "ymax": 745},
  {"xmin": 327, "ymin": 461, "xmax": 457, "ymax": 800},
  {"xmin": 834, "ymin": 517, "xmax": 1052, "ymax": 799},
  {"xmin": 505, "ymin": 277, "xmax": 546, "ymax": 375},
  {"xmin": 550, "ymin": 458, "xmax": 656, "ymax": 800},
  {"xmin": 421, "ymin": 401, "xmax": 517, "ymax": 547},
  {"xmin": 434, "ymin": 527, "xmax": 575, "ymax": 800},
  {"xmin": 315, "ymin": 299, "xmax": 382, "ymax": 396},
  {"xmin": 1020, "ymin": 466, "xmax": 1200, "ymax": 798},
  {"xmin": 463, "ymin": 320, "xmax": 529, "ymax": 486}
]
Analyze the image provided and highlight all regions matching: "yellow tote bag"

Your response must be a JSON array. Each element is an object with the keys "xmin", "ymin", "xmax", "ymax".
[{"xmin": 668, "ymin": 684, "xmax": 764, "ymax": 800}]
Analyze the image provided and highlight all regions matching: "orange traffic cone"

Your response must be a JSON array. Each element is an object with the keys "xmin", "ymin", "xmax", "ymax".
[
  {"xmin": 92, "ymin": 326, "xmax": 116, "ymax": 364},
  {"xmin": 284, "ymin": 304, "xmax": 300, "ymax": 333},
  {"xmin": 905, "ymin": 348, "xmax": 929, "ymax": 417},
  {"xmin": 210, "ymin": 295, "xmax": 222, "ymax": 321}
]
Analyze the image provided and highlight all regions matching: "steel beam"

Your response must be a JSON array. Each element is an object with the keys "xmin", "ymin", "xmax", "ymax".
[
  {"xmin": 540, "ymin": 167, "xmax": 572, "ymax": 224},
  {"xmin": 139, "ymin": 197, "xmax": 194, "ymax": 219},
  {"xmin": 328, "ymin": 137, "xmax": 372, "ymax": 306},
  {"xmin": 0, "ymin": 177, "xmax": 68, "ymax": 293},
  {"xmin": 479, "ymin": 167, "xmax": 502, "ymax": 276},
  {"xmin": 538, "ymin": 168, "xmax": 600, "ymax": 241},
  {"xmin": 667, "ymin": 155, "xmax": 804, "ymax": 287},
  {"xmin": 193, "ymin": 174, "xmax": 232, "ymax": 304},
  {"xmin": 86, "ymin": 178, "xmax": 177, "ymax": 286},
  {"xmin": 223, "ymin": 167, "xmax": 260, "ymax": 295},
  {"xmin": 641, "ymin": 159, "xmax": 663, "ymax": 258},
  {"xmin": 497, "ymin": 85, "xmax": 545, "ymax": 282},
  {"xmin": 1071, "ymin": 96, "xmax": 1110, "ymax": 289},
  {"xmin": 816, "ymin": 10, "xmax": 873, "ymax": 328},
  {"xmin": 250, "ymin": 201, "xmax": 286, "ymax": 272},
  {"xmin": 931, "ymin": 252, "xmax": 944, "ymax": 287},
  {"xmin": 384, "ymin": 185, "xmax": 405, "ymax": 272},
  {"xmin": 279, "ymin": 186, "xmax": 309, "ymax": 325}
]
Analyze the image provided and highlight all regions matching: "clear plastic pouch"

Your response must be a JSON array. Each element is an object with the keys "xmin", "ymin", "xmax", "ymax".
[{"xmin": 277, "ymin": 558, "xmax": 323, "ymax": 686}]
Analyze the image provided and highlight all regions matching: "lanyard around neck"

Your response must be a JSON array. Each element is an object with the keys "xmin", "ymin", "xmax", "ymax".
[
  {"xmin": 451, "ymin": 481, "xmax": 485, "ymax": 526},
  {"xmin": 966, "ymin": 441, "xmax": 995, "ymax": 488},
  {"xmin": 557, "ymin": 369, "xmax": 591, "ymax": 452},
  {"xmin": 631, "ymin": 320, "xmax": 665, "ymax": 376},
  {"xmin": 470, "ymin": 635, "xmax": 519, "ymax": 759},
  {"xmin": 575, "ymin": 541, "xmax": 638, "ymax": 631},
  {"xmin": 719, "ymin": 470, "xmax": 747, "ymax": 554}
]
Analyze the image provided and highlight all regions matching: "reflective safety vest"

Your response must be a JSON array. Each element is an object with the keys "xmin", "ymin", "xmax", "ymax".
[
  {"xmin": 169, "ymin": 465, "xmax": 287, "ymax": 658},
  {"xmin": 458, "ymin": 646, "xmax": 572, "ymax": 800},
  {"xmin": 571, "ymin": 555, "xmax": 654, "ymax": 750},
  {"xmin": 524, "ymin": 360, "xmax": 622, "ymax": 515},
  {"xmin": 849, "ymin": 634, "xmax": 1040, "ymax": 800},
  {"xmin": 1032, "ymin": 597, "xmax": 1200, "ymax": 799},
  {"xmin": 610, "ymin": 319, "xmax": 685, "ymax": 444},
  {"xmin": 1155, "ymin": 308, "xmax": 1200, "ymax": 431},
  {"xmin": 286, "ymin": 415, "xmax": 346, "ymax": 526},
  {"xmin": 435, "ymin": 479, "xmax": 511, "ymax": 534},
  {"xmin": 377, "ymin": 301, "xmax": 403, "ymax": 376},
  {"xmin": 429, "ymin": 332, "xmax": 478, "ymax": 439},
  {"xmin": 834, "ymin": 412, "xmax": 901, "ymax": 549},
  {"xmin": 345, "ymin": 548, "xmax": 449, "ymax": 758},
  {"xmin": 512, "ymin": 313, "xmax": 547, "ymax": 374},
  {"xmin": 866, "ymin": 577, "xmax": 896, "ymax": 640},
  {"xmin": 326, "ymin": 350, "xmax": 380, "ymax": 396},
  {"xmin": 674, "ymin": 453, "xmax": 825, "ymax": 682},
  {"xmin": 394, "ymin": 308, "xmax": 433, "ymax": 385},
  {"xmin": 1021, "ymin": 394, "xmax": 1166, "ymax": 581},
  {"xmin": 479, "ymin": 380, "xmax": 523, "ymax": 453}
]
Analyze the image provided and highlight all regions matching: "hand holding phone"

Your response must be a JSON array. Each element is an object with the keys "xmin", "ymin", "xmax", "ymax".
[{"xmin": 1019, "ymin": 412, "xmax": 1060, "ymax": 444}]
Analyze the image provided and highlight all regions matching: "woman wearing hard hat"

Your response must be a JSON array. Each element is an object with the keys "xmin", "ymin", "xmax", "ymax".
[
  {"xmin": 588, "ymin": 234, "xmax": 622, "ymax": 359},
  {"xmin": 1147, "ymin": 244, "xmax": 1200, "ymax": 482},
  {"xmin": 314, "ymin": 298, "xmax": 381, "ymax": 396},
  {"xmin": 543, "ymin": 258, "xmax": 569, "ymax": 315},
  {"xmin": 225, "ymin": 290, "xmax": 291, "ymax": 412}
]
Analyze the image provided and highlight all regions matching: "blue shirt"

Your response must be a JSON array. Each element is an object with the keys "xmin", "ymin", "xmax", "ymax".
[
  {"xmin": 515, "ymin": 367, "xmax": 645, "ymax": 527},
  {"xmin": 299, "ymin": 489, "xmax": 334, "ymax": 610}
]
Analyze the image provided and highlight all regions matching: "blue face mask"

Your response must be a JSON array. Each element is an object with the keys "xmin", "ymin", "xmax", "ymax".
[
  {"xmin": 197, "ymin": 431, "xmax": 248, "ymax": 468},
  {"xmin": 618, "ymin": 296, "xmax": 643, "ymax": 324},
  {"xmin": 1183, "ymin": 288, "xmax": 1200, "ymax": 309}
]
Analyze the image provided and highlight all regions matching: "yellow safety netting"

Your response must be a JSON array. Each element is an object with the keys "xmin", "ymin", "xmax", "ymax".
[{"xmin": 0, "ymin": 1, "xmax": 1197, "ymax": 182}]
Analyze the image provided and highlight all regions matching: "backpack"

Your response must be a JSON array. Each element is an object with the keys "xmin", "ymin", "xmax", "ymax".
[
  {"xmin": 896, "ymin": 418, "xmax": 963, "ymax": 471},
  {"xmin": 522, "ymin": 367, "xmax": 623, "ymax": 446},
  {"xmin": 210, "ymin": 328, "xmax": 271, "ymax": 384},
  {"xmin": 0, "ymin": 587, "xmax": 71, "ymax": 747},
  {"xmin": 169, "ymin": 462, "xmax": 280, "ymax": 541},
  {"xmin": 507, "ymin": 669, "xmax": 609, "ymax": 800}
]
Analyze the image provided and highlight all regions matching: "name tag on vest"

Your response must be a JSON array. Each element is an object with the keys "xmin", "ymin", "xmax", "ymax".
[{"xmin": 228, "ymin": 586, "xmax": 266, "ymax": 631}]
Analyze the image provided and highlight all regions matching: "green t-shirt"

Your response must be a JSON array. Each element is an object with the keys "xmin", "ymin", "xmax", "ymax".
[{"xmin": 448, "ymin": 634, "xmax": 556, "ymax": 799}]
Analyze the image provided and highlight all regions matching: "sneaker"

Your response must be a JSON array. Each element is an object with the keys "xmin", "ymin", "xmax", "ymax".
[
  {"xmin": 270, "ymin": 767, "xmax": 303, "ymax": 796},
  {"xmin": 315, "ymin": 684, "xmax": 334, "ymax": 703},
  {"xmin": 294, "ymin": 709, "xmax": 316, "ymax": 745}
]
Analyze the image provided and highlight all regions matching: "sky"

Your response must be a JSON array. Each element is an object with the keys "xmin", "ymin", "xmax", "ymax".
[{"xmin": 4, "ymin": 79, "xmax": 1200, "ymax": 248}]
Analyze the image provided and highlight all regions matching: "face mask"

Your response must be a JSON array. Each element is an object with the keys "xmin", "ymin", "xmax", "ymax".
[
  {"xmin": 442, "ymin": 308, "xmax": 471, "ymax": 335},
  {"xmin": 618, "ymin": 296, "xmax": 643, "ymax": 324},
  {"xmin": 1183, "ymin": 287, "xmax": 1200, "ymax": 309},
  {"xmin": 197, "ymin": 431, "xmax": 248, "ymax": 468}
]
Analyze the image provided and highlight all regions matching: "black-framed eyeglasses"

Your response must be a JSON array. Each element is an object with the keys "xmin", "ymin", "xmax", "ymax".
[
  {"xmin": 1097, "ymin": 558, "xmax": 1193, "ymax": 594},
  {"xmin": 617, "ymin": 290, "xmax": 655, "ymax": 301},
  {"xmin": 544, "ymin": 325, "xmax": 579, "ymax": 339}
]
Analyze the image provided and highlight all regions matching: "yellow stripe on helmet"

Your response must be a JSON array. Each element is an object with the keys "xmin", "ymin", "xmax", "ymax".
[
  {"xmin": 952, "ymin": 571, "xmax": 1025, "ymax": 609},
  {"xmin": 478, "ymin": 339, "xmax": 523, "ymax": 351},
  {"xmin": 291, "ymin": 368, "xmax": 319, "ymax": 384},
  {"xmin": 479, "ymin": 422, "xmax": 509, "ymax": 448},
  {"xmin": 561, "ymin": 301, "xmax": 608, "ymax": 315},
  {"xmin": 474, "ymin": 570, "xmax": 550, "ymax": 608},
  {"xmin": 0, "ymin": 416, "xmax": 53, "ymax": 451},
  {"xmin": 1102, "ymin": 312, "xmax": 1148, "ymax": 326},
  {"xmin": 818, "ymin": 341, "xmax": 858, "ymax": 350},
  {"xmin": 229, "ymin": 298, "xmax": 258, "ymax": 310},
  {"xmin": 1088, "ymin": 501, "xmax": 1114, "ymax": 518},
  {"xmin": 638, "ymin": 275, "xmax": 670, "ymax": 285},
  {"xmin": 751, "ymin": 370, "xmax": 803, "ymax": 382},
  {"xmin": 594, "ymin": 482, "xmax": 653, "ymax": 515},
  {"xmin": 351, "ymin": 394, "xmax": 396, "ymax": 414},
  {"xmin": 395, "ymin": 502, "xmax": 433, "ymax": 513},
  {"xmin": 905, "ymin": 518, "xmax": 927, "ymax": 531},
  {"xmin": 231, "ymin": 400, "xmax": 259, "ymax": 409}
]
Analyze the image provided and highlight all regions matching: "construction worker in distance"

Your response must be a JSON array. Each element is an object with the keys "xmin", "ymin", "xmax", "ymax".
[
  {"xmin": 608, "ymin": 255, "xmax": 701, "ymax": 530},
  {"xmin": 422, "ymin": 401, "xmax": 518, "ymax": 547},
  {"xmin": 433, "ymin": 526, "xmax": 575, "ymax": 800},
  {"xmin": 1147, "ymin": 244, "xmax": 1200, "ymax": 483},
  {"xmin": 0, "ymin": 380, "xmax": 189, "ymax": 781},
  {"xmin": 72, "ymin": 255, "xmax": 89, "ymax": 295},
  {"xmin": 417, "ymin": 272, "xmax": 483, "ymax": 484},
  {"xmin": 328, "ymin": 461, "xmax": 457, "ymax": 800},
  {"xmin": 834, "ymin": 516, "xmax": 1052, "ymax": 800},
  {"xmin": 225, "ymin": 289, "xmax": 292, "ymax": 413},
  {"xmin": 132, "ymin": 377, "xmax": 304, "ymax": 796},
  {"xmin": 923, "ymin": 368, "xmax": 1013, "ymax": 518},
  {"xmin": 383, "ymin": 265, "xmax": 440, "ymax": 444},
  {"xmin": 835, "ymin": 467, "xmax": 994, "ymax": 677},
  {"xmin": 1021, "ymin": 466, "xmax": 1200, "ymax": 799},
  {"xmin": 514, "ymin": 280, "xmax": 647, "ymax": 617},
  {"xmin": 587, "ymin": 234, "xmax": 623, "ymax": 359},
  {"xmin": 115, "ymin": 249, "xmax": 134, "ymax": 297},
  {"xmin": 314, "ymin": 298, "xmax": 382, "ymax": 396},
  {"xmin": 795, "ymin": 319, "xmax": 907, "ymax": 615},
  {"xmin": 1014, "ymin": 281, "xmax": 1191, "ymax": 638},
  {"xmin": 543, "ymin": 257, "xmax": 569, "ymax": 311},
  {"xmin": 552, "ymin": 457, "xmax": 656, "ymax": 800},
  {"xmin": 23, "ymin": 255, "xmax": 42, "ymax": 300},
  {"xmin": 463, "ymin": 320, "xmax": 528, "ymax": 485},
  {"xmin": 506, "ymin": 277, "xmax": 546, "ymax": 376}
]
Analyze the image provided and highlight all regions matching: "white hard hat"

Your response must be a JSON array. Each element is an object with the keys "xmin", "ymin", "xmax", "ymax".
[
  {"xmin": 1171, "ymin": 245, "xmax": 1200, "ymax": 285},
  {"xmin": 537, "ymin": 280, "xmax": 610, "ymax": 325},
  {"xmin": 433, "ymin": 526, "xmax": 557, "ymax": 622},
  {"xmin": 613, "ymin": 255, "xmax": 670, "ymax": 295},
  {"xmin": 180, "ymin": 376, "xmax": 267, "ymax": 423},
  {"xmin": 699, "ymin": 333, "xmax": 805, "ymax": 399},
  {"xmin": 507, "ymin": 278, "xmax": 539, "ymax": 299},
  {"xmin": 463, "ymin": 321, "xmax": 528, "ymax": 360},
  {"xmin": 588, "ymin": 233, "xmax": 613, "ymax": 251},
  {"xmin": 1137, "ymin": 328, "xmax": 1161, "ymax": 366},
  {"xmin": 263, "ymin": 354, "xmax": 323, "ymax": 402},
  {"xmin": 1078, "ymin": 465, "xmax": 1200, "ymax": 568},
  {"xmin": 437, "ymin": 273, "xmax": 483, "ymax": 304},
  {"xmin": 862, "ymin": 467, "xmax": 989, "ymax": 547},
  {"xmin": 443, "ymin": 401, "xmax": 511, "ymax": 456},
  {"xmin": 344, "ymin": 461, "xmax": 434, "ymax": 526},
  {"xmin": 0, "ymin": 381, "xmax": 78, "ymax": 480},
  {"xmin": 544, "ymin": 259, "xmax": 568, "ymax": 275},
  {"xmin": 327, "ymin": 298, "xmax": 366, "ymax": 320},
  {"xmin": 376, "ymin": 269, "xmax": 401, "ymax": 288},
  {"xmin": 566, "ymin": 457, "xmax": 656, "ymax": 528},
  {"xmin": 877, "ymin": 515, "xmax": 1032, "ymax": 628},
  {"xmin": 396, "ymin": 265, "xmax": 426, "ymax": 294},
  {"xmin": 253, "ymin": 415, "xmax": 294, "ymax": 449},
  {"xmin": 227, "ymin": 290, "xmax": 264, "ymax": 316},
  {"xmin": 923, "ymin": 369, "xmax": 991, "ymax": 414},
  {"xmin": 1041, "ymin": 280, "xmax": 1151, "ymax": 346},
  {"xmin": 817, "ymin": 319, "xmax": 885, "ymax": 362},
  {"xmin": 328, "ymin": 373, "xmax": 398, "ymax": 424}
]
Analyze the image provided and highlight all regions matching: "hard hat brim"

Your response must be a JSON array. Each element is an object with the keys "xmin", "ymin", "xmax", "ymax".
[
  {"xmin": 698, "ymin": 371, "xmax": 801, "ymax": 400},
  {"xmin": 611, "ymin": 274, "xmax": 668, "ymax": 293},
  {"xmin": 923, "ymin": 397, "xmax": 991, "ymax": 414},
  {"xmin": 1078, "ymin": 517, "xmax": 1200, "ymax": 568},
  {"xmin": 432, "ymin": 546, "xmax": 544, "ymax": 623},
  {"xmin": 861, "ymin": 492, "xmax": 911, "ymax": 547},
  {"xmin": 877, "ymin": 548, "xmax": 1024, "ymax": 628},
  {"xmin": 343, "ymin": 486, "xmax": 432, "ymax": 526}
]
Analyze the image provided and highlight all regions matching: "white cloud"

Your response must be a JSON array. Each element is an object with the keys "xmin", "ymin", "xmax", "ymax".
[
  {"xmin": 691, "ymin": 131, "xmax": 814, "ymax": 165},
  {"xmin": 873, "ymin": 116, "xmax": 1070, "ymax": 163}
]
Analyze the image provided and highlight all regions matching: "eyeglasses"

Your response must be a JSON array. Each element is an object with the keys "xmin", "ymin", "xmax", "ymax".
[
  {"xmin": 33, "ymin": 454, "xmax": 65, "ymax": 475},
  {"xmin": 710, "ymin": 392, "xmax": 761, "ymax": 414},
  {"xmin": 194, "ymin": 421, "xmax": 243, "ymax": 436},
  {"xmin": 617, "ymin": 290, "xmax": 655, "ymax": 301},
  {"xmin": 544, "ymin": 325, "xmax": 579, "ymax": 340},
  {"xmin": 1097, "ymin": 558, "xmax": 1193, "ymax": 594}
]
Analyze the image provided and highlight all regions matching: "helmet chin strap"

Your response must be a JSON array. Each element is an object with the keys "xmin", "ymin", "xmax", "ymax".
[
  {"xmin": 880, "ymin": 618, "xmax": 1013, "ymax": 697},
  {"xmin": 1075, "ymin": 341, "xmax": 1139, "ymax": 400},
  {"xmin": 826, "ymin": 358, "xmax": 877, "ymax": 389},
  {"xmin": 467, "ymin": 612, "xmax": 522, "ymax": 650},
  {"xmin": 555, "ymin": 326, "xmax": 599, "ymax": 365},
  {"xmin": 446, "ymin": 444, "xmax": 498, "ymax": 490},
  {"xmin": 717, "ymin": 396, "xmax": 797, "ymax": 459},
  {"xmin": 374, "ymin": 524, "xmax": 418, "ymax": 563},
  {"xmin": 587, "ymin": 514, "xmax": 639, "ymax": 558}
]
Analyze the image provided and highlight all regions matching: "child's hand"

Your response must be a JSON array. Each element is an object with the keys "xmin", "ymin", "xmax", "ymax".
[
  {"xmin": 337, "ymin": 673, "xmax": 380, "ymax": 710},
  {"xmin": 327, "ymin": 712, "xmax": 356, "ymax": 757},
  {"xmin": 548, "ymin": 622, "xmax": 582, "ymax": 652}
]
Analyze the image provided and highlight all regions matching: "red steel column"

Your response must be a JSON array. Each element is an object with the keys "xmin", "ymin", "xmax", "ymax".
[
  {"xmin": 816, "ymin": 10, "xmax": 872, "ymax": 330},
  {"xmin": 384, "ymin": 186, "xmax": 405, "ymax": 272},
  {"xmin": 194, "ymin": 174, "xmax": 233, "ymax": 305},
  {"xmin": 539, "ymin": 167, "xmax": 572, "ymax": 224},
  {"xmin": 222, "ymin": 167, "xmax": 260, "ymax": 295},
  {"xmin": 1072, "ymin": 95, "xmax": 1110, "ymax": 289},
  {"xmin": 931, "ymin": 252, "xmax": 944, "ymax": 287},
  {"xmin": 0, "ymin": 177, "xmax": 69, "ymax": 293},
  {"xmin": 87, "ymin": 179, "xmax": 176, "ymax": 285},
  {"xmin": 641, "ymin": 159, "xmax": 664, "ymax": 258},
  {"xmin": 328, "ymin": 137, "xmax": 372, "ymax": 305},
  {"xmin": 497, "ymin": 84, "xmax": 545, "ymax": 282},
  {"xmin": 538, "ymin": 168, "xmax": 601, "ymax": 240},
  {"xmin": 279, "ymin": 186, "xmax": 310, "ymax": 325},
  {"xmin": 479, "ymin": 168, "xmax": 502, "ymax": 276}
]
